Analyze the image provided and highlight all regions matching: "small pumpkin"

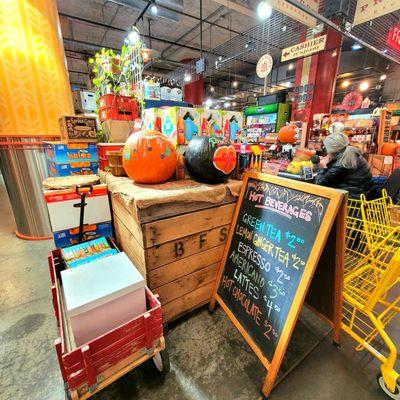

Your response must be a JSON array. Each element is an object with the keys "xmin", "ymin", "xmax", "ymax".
[
  {"xmin": 278, "ymin": 125, "xmax": 297, "ymax": 144},
  {"xmin": 123, "ymin": 130, "xmax": 177, "ymax": 184},
  {"xmin": 380, "ymin": 142, "xmax": 398, "ymax": 156},
  {"xmin": 185, "ymin": 136, "xmax": 236, "ymax": 183}
]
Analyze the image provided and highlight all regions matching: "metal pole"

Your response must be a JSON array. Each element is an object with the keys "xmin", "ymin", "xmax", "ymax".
[
  {"xmin": 200, "ymin": 0, "xmax": 203, "ymax": 59},
  {"xmin": 283, "ymin": 0, "xmax": 400, "ymax": 65}
]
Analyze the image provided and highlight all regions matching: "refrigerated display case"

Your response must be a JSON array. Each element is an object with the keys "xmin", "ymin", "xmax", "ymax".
[{"xmin": 244, "ymin": 103, "xmax": 291, "ymax": 143}]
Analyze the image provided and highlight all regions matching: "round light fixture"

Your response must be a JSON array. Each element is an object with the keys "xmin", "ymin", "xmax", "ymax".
[
  {"xmin": 288, "ymin": 63, "xmax": 294, "ymax": 70},
  {"xmin": 224, "ymin": 101, "xmax": 231, "ymax": 108},
  {"xmin": 380, "ymin": 74, "xmax": 387, "ymax": 81},
  {"xmin": 341, "ymin": 80, "xmax": 351, "ymax": 88},
  {"xmin": 257, "ymin": 1, "xmax": 272, "ymax": 20},
  {"xmin": 232, "ymin": 80, "xmax": 238, "ymax": 88},
  {"xmin": 184, "ymin": 74, "xmax": 191, "ymax": 82},
  {"xmin": 332, "ymin": 50, "xmax": 337, "ymax": 57},
  {"xmin": 126, "ymin": 29, "xmax": 140, "ymax": 45},
  {"xmin": 210, "ymin": 86, "xmax": 215, "ymax": 92},
  {"xmin": 359, "ymin": 81, "xmax": 369, "ymax": 91},
  {"xmin": 352, "ymin": 43, "xmax": 362, "ymax": 51},
  {"xmin": 150, "ymin": 4, "xmax": 158, "ymax": 15}
]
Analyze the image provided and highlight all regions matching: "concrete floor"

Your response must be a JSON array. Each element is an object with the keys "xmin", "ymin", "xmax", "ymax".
[{"xmin": 0, "ymin": 174, "xmax": 399, "ymax": 400}]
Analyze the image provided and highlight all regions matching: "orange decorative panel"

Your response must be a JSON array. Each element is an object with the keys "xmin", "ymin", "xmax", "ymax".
[{"xmin": 0, "ymin": 0, "xmax": 73, "ymax": 136}]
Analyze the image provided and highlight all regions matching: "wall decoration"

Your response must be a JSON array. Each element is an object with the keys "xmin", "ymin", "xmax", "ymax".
[{"xmin": 342, "ymin": 91, "xmax": 363, "ymax": 111}]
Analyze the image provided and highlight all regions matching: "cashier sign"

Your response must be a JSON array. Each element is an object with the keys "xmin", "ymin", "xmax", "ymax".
[{"xmin": 281, "ymin": 35, "xmax": 327, "ymax": 62}]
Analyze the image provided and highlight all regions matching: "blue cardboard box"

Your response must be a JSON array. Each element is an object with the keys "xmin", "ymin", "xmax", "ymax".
[
  {"xmin": 44, "ymin": 142, "xmax": 98, "ymax": 164},
  {"xmin": 47, "ymin": 160, "xmax": 98, "ymax": 177},
  {"xmin": 53, "ymin": 221, "xmax": 113, "ymax": 248}
]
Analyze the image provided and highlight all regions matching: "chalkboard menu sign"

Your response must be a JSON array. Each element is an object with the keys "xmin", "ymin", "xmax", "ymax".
[{"xmin": 211, "ymin": 172, "xmax": 345, "ymax": 397}]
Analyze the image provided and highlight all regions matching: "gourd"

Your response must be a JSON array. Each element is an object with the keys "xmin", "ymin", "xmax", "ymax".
[
  {"xmin": 278, "ymin": 125, "xmax": 297, "ymax": 144},
  {"xmin": 123, "ymin": 130, "xmax": 177, "ymax": 184},
  {"xmin": 185, "ymin": 136, "xmax": 236, "ymax": 183}
]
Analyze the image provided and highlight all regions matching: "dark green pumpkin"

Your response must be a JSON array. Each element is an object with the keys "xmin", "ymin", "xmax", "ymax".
[{"xmin": 185, "ymin": 136, "xmax": 235, "ymax": 183}]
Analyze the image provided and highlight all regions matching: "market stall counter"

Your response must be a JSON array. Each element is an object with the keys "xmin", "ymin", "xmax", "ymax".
[{"xmin": 100, "ymin": 171, "xmax": 242, "ymax": 322}]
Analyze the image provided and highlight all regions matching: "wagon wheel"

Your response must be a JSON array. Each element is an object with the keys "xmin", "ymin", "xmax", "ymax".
[
  {"xmin": 151, "ymin": 349, "xmax": 170, "ymax": 375},
  {"xmin": 377, "ymin": 373, "xmax": 400, "ymax": 399}
]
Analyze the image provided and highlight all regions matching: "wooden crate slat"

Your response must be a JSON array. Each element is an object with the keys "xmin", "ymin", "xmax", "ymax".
[
  {"xmin": 112, "ymin": 196, "xmax": 145, "ymax": 247},
  {"xmin": 154, "ymin": 263, "xmax": 219, "ymax": 305},
  {"xmin": 114, "ymin": 213, "xmax": 147, "ymax": 276},
  {"xmin": 137, "ymin": 195, "xmax": 237, "ymax": 223},
  {"xmin": 148, "ymin": 245, "xmax": 225, "ymax": 288},
  {"xmin": 143, "ymin": 203, "xmax": 236, "ymax": 248},
  {"xmin": 145, "ymin": 224, "xmax": 230, "ymax": 269},
  {"xmin": 161, "ymin": 282, "xmax": 215, "ymax": 322}
]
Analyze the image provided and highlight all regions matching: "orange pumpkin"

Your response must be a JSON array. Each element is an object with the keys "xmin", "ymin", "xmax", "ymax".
[
  {"xmin": 123, "ymin": 130, "xmax": 177, "ymax": 184},
  {"xmin": 278, "ymin": 125, "xmax": 297, "ymax": 144},
  {"xmin": 381, "ymin": 142, "xmax": 398, "ymax": 156}
]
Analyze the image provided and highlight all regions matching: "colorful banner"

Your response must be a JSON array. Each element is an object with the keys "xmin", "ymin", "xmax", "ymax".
[{"xmin": 353, "ymin": 0, "xmax": 399, "ymax": 26}]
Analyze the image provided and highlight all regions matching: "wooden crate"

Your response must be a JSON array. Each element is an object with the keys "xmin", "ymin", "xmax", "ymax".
[{"xmin": 111, "ymin": 194, "xmax": 237, "ymax": 322}]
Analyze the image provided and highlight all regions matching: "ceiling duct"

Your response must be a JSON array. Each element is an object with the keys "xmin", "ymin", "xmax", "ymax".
[{"xmin": 112, "ymin": 0, "xmax": 183, "ymax": 23}]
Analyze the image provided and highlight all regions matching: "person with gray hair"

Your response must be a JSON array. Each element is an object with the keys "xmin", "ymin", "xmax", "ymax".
[{"xmin": 315, "ymin": 132, "xmax": 374, "ymax": 198}]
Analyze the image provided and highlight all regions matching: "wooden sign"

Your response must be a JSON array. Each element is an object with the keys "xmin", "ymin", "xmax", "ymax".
[
  {"xmin": 281, "ymin": 35, "xmax": 327, "ymax": 62},
  {"xmin": 210, "ymin": 173, "xmax": 345, "ymax": 398},
  {"xmin": 270, "ymin": 0, "xmax": 319, "ymax": 28},
  {"xmin": 353, "ymin": 0, "xmax": 399, "ymax": 26}
]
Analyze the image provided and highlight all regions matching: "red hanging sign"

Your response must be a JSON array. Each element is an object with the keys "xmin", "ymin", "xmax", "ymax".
[{"xmin": 387, "ymin": 25, "xmax": 400, "ymax": 53}]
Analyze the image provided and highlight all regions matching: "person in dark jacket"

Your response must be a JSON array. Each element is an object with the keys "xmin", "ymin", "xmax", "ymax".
[{"xmin": 315, "ymin": 131, "xmax": 374, "ymax": 198}]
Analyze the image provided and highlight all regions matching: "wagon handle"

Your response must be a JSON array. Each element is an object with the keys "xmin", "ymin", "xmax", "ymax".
[{"xmin": 74, "ymin": 185, "xmax": 94, "ymax": 243}]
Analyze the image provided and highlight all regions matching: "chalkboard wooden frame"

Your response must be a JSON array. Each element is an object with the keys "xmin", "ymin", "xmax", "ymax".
[{"xmin": 210, "ymin": 172, "xmax": 346, "ymax": 398}]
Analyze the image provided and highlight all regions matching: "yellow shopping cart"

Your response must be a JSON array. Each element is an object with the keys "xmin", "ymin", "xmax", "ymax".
[
  {"xmin": 345, "ymin": 191, "xmax": 397, "ymax": 278},
  {"xmin": 342, "ymin": 222, "xmax": 400, "ymax": 398}
]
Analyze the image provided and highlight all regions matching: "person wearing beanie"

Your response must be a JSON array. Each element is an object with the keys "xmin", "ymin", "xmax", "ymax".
[{"xmin": 315, "ymin": 132, "xmax": 374, "ymax": 198}]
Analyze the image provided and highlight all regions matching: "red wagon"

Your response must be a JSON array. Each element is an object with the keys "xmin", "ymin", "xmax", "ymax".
[{"xmin": 48, "ymin": 244, "xmax": 169, "ymax": 400}]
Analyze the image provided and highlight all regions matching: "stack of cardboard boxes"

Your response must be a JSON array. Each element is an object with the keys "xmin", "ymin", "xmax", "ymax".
[
  {"xmin": 44, "ymin": 115, "xmax": 113, "ymax": 248},
  {"xmin": 45, "ymin": 116, "xmax": 99, "ymax": 177}
]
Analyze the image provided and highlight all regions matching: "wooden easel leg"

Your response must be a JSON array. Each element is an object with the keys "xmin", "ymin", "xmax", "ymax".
[
  {"xmin": 261, "ymin": 371, "xmax": 275, "ymax": 399},
  {"xmin": 332, "ymin": 196, "xmax": 347, "ymax": 347},
  {"xmin": 208, "ymin": 298, "xmax": 216, "ymax": 312}
]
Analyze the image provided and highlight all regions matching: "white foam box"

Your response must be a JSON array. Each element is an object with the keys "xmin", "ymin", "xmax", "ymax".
[
  {"xmin": 44, "ymin": 184, "xmax": 111, "ymax": 233},
  {"xmin": 61, "ymin": 252, "xmax": 146, "ymax": 346}
]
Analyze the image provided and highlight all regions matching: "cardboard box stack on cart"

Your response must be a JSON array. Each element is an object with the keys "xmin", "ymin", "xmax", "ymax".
[{"xmin": 45, "ymin": 116, "xmax": 99, "ymax": 177}]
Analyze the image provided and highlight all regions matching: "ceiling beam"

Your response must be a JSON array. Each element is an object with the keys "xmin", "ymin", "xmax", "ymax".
[
  {"xmin": 60, "ymin": 12, "xmax": 257, "ymax": 66},
  {"xmin": 210, "ymin": 0, "xmax": 256, "ymax": 18}
]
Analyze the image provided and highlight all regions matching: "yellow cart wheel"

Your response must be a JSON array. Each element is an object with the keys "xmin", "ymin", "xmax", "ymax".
[{"xmin": 377, "ymin": 374, "xmax": 400, "ymax": 399}]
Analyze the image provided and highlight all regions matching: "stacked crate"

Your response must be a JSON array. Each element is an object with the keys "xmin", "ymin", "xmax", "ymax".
[
  {"xmin": 99, "ymin": 94, "xmax": 139, "ymax": 142},
  {"xmin": 111, "ymin": 190, "xmax": 238, "ymax": 323}
]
